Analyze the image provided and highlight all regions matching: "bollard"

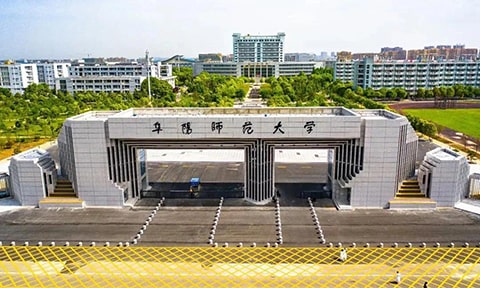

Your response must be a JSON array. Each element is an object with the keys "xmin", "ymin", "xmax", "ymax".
[
  {"xmin": 464, "ymin": 242, "xmax": 469, "ymax": 248},
  {"xmin": 77, "ymin": 242, "xmax": 82, "ymax": 247},
  {"xmin": 153, "ymin": 210, "xmax": 157, "ymax": 215},
  {"xmin": 252, "ymin": 243, "xmax": 256, "ymax": 248},
  {"xmin": 351, "ymin": 243, "xmax": 356, "ymax": 248},
  {"xmin": 24, "ymin": 241, "xmax": 29, "ymax": 246},
  {"xmin": 132, "ymin": 239, "xmax": 137, "ymax": 245},
  {"xmin": 406, "ymin": 243, "xmax": 412, "ymax": 248},
  {"xmin": 50, "ymin": 242, "xmax": 55, "ymax": 247},
  {"xmin": 37, "ymin": 241, "xmax": 42, "ymax": 247},
  {"xmin": 213, "ymin": 242, "xmax": 218, "ymax": 248},
  {"xmin": 238, "ymin": 243, "xmax": 243, "ymax": 248},
  {"xmin": 327, "ymin": 242, "xmax": 333, "ymax": 248},
  {"xmin": 337, "ymin": 242, "xmax": 342, "ymax": 248},
  {"xmin": 142, "ymin": 225, "xmax": 147, "ymax": 230},
  {"xmin": 139, "ymin": 230, "xmax": 144, "ymax": 235},
  {"xmin": 125, "ymin": 242, "xmax": 130, "ymax": 247},
  {"xmin": 378, "ymin": 243, "xmax": 383, "ymax": 248},
  {"xmin": 273, "ymin": 243, "xmax": 279, "ymax": 248},
  {"xmin": 434, "ymin": 242, "xmax": 440, "ymax": 248},
  {"xmin": 0, "ymin": 241, "xmax": 2, "ymax": 246},
  {"xmin": 266, "ymin": 243, "xmax": 271, "ymax": 248},
  {"xmin": 105, "ymin": 242, "xmax": 110, "ymax": 247},
  {"xmin": 320, "ymin": 239, "xmax": 326, "ymax": 244},
  {"xmin": 118, "ymin": 242, "xmax": 123, "ymax": 247},
  {"xmin": 145, "ymin": 221, "xmax": 149, "ymax": 226},
  {"xmin": 10, "ymin": 241, "xmax": 16, "ymax": 246},
  {"xmin": 208, "ymin": 239, "xmax": 213, "ymax": 245},
  {"xmin": 365, "ymin": 243, "xmax": 370, "ymax": 248},
  {"xmin": 477, "ymin": 242, "xmax": 480, "ymax": 248},
  {"xmin": 450, "ymin": 242, "xmax": 455, "ymax": 248},
  {"xmin": 393, "ymin": 242, "xmax": 398, "ymax": 248},
  {"xmin": 421, "ymin": 242, "xmax": 426, "ymax": 248},
  {"xmin": 90, "ymin": 242, "xmax": 96, "ymax": 247},
  {"xmin": 65, "ymin": 242, "xmax": 70, "ymax": 247}
]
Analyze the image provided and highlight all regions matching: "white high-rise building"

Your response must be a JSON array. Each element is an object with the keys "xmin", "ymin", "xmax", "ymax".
[
  {"xmin": 0, "ymin": 63, "xmax": 38, "ymax": 94},
  {"xmin": 233, "ymin": 32, "xmax": 285, "ymax": 63}
]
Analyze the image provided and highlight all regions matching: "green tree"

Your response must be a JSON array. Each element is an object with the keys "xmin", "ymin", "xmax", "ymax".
[{"xmin": 141, "ymin": 78, "xmax": 175, "ymax": 102}]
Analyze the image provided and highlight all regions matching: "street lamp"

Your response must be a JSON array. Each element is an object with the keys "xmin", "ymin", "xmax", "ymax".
[{"xmin": 146, "ymin": 50, "xmax": 152, "ymax": 101}]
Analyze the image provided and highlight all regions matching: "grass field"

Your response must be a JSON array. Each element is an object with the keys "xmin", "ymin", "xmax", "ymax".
[{"xmin": 404, "ymin": 108, "xmax": 480, "ymax": 139}]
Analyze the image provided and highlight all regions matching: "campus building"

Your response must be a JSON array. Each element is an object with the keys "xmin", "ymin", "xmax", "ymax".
[
  {"xmin": 194, "ymin": 32, "xmax": 320, "ymax": 78},
  {"xmin": 0, "ymin": 62, "xmax": 71, "ymax": 94},
  {"xmin": 334, "ymin": 58, "xmax": 480, "ymax": 94},
  {"xmin": 233, "ymin": 33, "xmax": 285, "ymax": 63},
  {"xmin": 55, "ymin": 62, "xmax": 175, "ymax": 94},
  {"xmin": 9, "ymin": 107, "xmax": 424, "ymax": 209},
  {"xmin": 193, "ymin": 61, "xmax": 319, "ymax": 77}
]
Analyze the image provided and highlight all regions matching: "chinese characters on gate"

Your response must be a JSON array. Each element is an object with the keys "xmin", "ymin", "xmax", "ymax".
[{"xmin": 152, "ymin": 120, "xmax": 317, "ymax": 135}]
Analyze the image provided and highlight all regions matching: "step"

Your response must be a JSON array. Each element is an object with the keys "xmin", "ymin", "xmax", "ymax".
[
  {"xmin": 53, "ymin": 187, "xmax": 74, "ymax": 193},
  {"xmin": 389, "ymin": 198, "xmax": 436, "ymax": 209},
  {"xmin": 398, "ymin": 192, "xmax": 422, "ymax": 196},
  {"xmin": 398, "ymin": 187, "xmax": 421, "ymax": 192},
  {"xmin": 401, "ymin": 184, "xmax": 420, "ymax": 189},
  {"xmin": 55, "ymin": 184, "xmax": 73, "ymax": 188},
  {"xmin": 39, "ymin": 197, "xmax": 85, "ymax": 208},
  {"xmin": 49, "ymin": 193, "xmax": 76, "ymax": 197}
]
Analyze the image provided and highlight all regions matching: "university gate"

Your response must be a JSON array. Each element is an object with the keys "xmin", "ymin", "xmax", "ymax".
[{"xmin": 58, "ymin": 107, "xmax": 417, "ymax": 208}]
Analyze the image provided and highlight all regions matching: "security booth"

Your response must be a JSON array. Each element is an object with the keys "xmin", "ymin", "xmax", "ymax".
[{"xmin": 0, "ymin": 173, "xmax": 10, "ymax": 198}]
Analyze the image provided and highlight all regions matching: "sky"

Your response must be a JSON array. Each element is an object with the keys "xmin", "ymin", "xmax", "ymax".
[{"xmin": 1, "ymin": 0, "xmax": 479, "ymax": 59}]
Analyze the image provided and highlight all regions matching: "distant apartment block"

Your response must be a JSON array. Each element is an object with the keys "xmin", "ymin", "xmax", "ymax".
[
  {"xmin": 233, "ymin": 32, "xmax": 285, "ymax": 63},
  {"xmin": 407, "ymin": 45, "xmax": 478, "ymax": 61},
  {"xmin": 334, "ymin": 58, "xmax": 480, "ymax": 94}
]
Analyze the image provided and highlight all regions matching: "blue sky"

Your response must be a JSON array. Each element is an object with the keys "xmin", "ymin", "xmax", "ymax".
[{"xmin": 1, "ymin": 0, "xmax": 479, "ymax": 59}]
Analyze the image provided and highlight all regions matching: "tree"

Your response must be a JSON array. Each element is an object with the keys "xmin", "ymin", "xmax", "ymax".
[
  {"xmin": 141, "ymin": 78, "xmax": 175, "ymax": 102},
  {"xmin": 416, "ymin": 88, "xmax": 425, "ymax": 99}
]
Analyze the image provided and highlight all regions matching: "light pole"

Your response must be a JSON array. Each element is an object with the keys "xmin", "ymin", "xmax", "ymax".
[{"xmin": 146, "ymin": 50, "xmax": 152, "ymax": 101}]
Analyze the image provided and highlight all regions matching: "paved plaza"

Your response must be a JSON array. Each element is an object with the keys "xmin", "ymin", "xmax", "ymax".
[{"xmin": 1, "ymin": 200, "xmax": 480, "ymax": 247}]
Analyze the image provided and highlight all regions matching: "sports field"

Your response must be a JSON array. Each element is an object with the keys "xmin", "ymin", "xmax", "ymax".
[{"xmin": 404, "ymin": 108, "xmax": 480, "ymax": 139}]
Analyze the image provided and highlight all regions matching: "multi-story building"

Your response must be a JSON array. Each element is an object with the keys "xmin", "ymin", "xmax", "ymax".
[
  {"xmin": 194, "ymin": 32, "xmax": 321, "ymax": 78},
  {"xmin": 193, "ymin": 62, "xmax": 319, "ymax": 78},
  {"xmin": 36, "ymin": 63, "xmax": 71, "ymax": 90},
  {"xmin": 0, "ymin": 63, "xmax": 39, "ymax": 94},
  {"xmin": 56, "ymin": 62, "xmax": 175, "ymax": 94},
  {"xmin": 334, "ymin": 58, "xmax": 480, "ymax": 94},
  {"xmin": 233, "ymin": 32, "xmax": 285, "ymax": 63},
  {"xmin": 407, "ymin": 45, "xmax": 478, "ymax": 61}
]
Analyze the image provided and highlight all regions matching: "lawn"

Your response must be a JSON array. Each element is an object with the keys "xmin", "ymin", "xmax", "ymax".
[{"xmin": 404, "ymin": 108, "xmax": 480, "ymax": 139}]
